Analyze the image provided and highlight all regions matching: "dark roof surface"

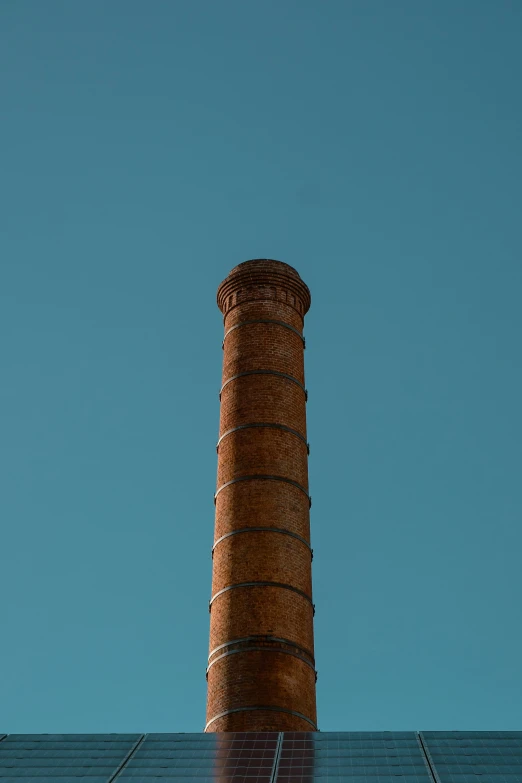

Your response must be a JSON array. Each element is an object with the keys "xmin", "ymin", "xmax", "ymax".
[{"xmin": 0, "ymin": 731, "xmax": 521, "ymax": 783}]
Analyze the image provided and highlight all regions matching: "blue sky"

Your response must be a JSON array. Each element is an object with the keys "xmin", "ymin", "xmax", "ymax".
[{"xmin": 1, "ymin": 1, "xmax": 521, "ymax": 732}]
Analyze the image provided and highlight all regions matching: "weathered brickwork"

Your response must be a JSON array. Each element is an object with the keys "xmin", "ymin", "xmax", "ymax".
[
  {"xmin": 206, "ymin": 259, "xmax": 316, "ymax": 732},
  {"xmin": 209, "ymin": 585, "xmax": 315, "ymax": 654},
  {"xmin": 209, "ymin": 709, "xmax": 313, "ymax": 733},
  {"xmin": 206, "ymin": 652, "xmax": 317, "ymax": 732},
  {"xmin": 215, "ymin": 480, "xmax": 311, "ymax": 542},
  {"xmin": 219, "ymin": 375, "xmax": 307, "ymax": 438},
  {"xmin": 211, "ymin": 532, "xmax": 313, "ymax": 596},
  {"xmin": 222, "ymin": 325, "xmax": 305, "ymax": 385},
  {"xmin": 217, "ymin": 428, "xmax": 309, "ymax": 488}
]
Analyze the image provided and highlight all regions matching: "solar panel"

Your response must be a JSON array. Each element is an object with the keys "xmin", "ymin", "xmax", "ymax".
[
  {"xmin": 420, "ymin": 732, "xmax": 522, "ymax": 783},
  {"xmin": 116, "ymin": 733, "xmax": 279, "ymax": 783},
  {"xmin": 0, "ymin": 733, "xmax": 140, "ymax": 782},
  {"xmin": 275, "ymin": 732, "xmax": 433, "ymax": 783}
]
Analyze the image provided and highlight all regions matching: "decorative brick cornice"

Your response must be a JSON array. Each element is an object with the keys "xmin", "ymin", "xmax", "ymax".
[{"xmin": 217, "ymin": 258, "xmax": 311, "ymax": 318}]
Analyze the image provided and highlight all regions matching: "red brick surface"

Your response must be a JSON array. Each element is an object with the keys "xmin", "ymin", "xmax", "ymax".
[
  {"xmin": 206, "ymin": 259, "xmax": 316, "ymax": 732},
  {"xmin": 219, "ymin": 375, "xmax": 307, "ymax": 439},
  {"xmin": 206, "ymin": 652, "xmax": 317, "ymax": 731},
  {"xmin": 211, "ymin": 532, "xmax": 312, "ymax": 595},
  {"xmin": 217, "ymin": 428, "xmax": 309, "ymax": 488},
  {"xmin": 209, "ymin": 709, "xmax": 314, "ymax": 732},
  {"xmin": 209, "ymin": 585, "xmax": 315, "ymax": 654},
  {"xmin": 215, "ymin": 480, "xmax": 310, "ymax": 541},
  {"xmin": 222, "ymin": 324, "xmax": 305, "ymax": 385}
]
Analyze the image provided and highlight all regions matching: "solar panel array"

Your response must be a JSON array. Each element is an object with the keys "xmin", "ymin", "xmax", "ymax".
[{"xmin": 0, "ymin": 732, "xmax": 521, "ymax": 783}]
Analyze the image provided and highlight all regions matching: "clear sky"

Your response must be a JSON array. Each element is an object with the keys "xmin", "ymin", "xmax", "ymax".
[{"xmin": 1, "ymin": 1, "xmax": 521, "ymax": 733}]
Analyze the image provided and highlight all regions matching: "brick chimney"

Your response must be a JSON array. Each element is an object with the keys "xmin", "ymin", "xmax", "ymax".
[{"xmin": 205, "ymin": 259, "xmax": 317, "ymax": 732}]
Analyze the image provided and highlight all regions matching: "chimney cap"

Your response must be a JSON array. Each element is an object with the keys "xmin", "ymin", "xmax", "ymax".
[
  {"xmin": 217, "ymin": 258, "xmax": 311, "ymax": 316},
  {"xmin": 231, "ymin": 258, "xmax": 302, "ymax": 277}
]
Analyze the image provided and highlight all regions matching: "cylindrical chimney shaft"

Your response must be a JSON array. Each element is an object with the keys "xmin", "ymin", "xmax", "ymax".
[{"xmin": 205, "ymin": 259, "xmax": 317, "ymax": 732}]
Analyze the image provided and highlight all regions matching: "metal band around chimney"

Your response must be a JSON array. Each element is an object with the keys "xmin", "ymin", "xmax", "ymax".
[
  {"xmin": 217, "ymin": 422, "xmax": 309, "ymax": 450},
  {"xmin": 212, "ymin": 527, "xmax": 312, "ymax": 553},
  {"xmin": 208, "ymin": 635, "xmax": 315, "ymax": 663},
  {"xmin": 220, "ymin": 370, "xmax": 307, "ymax": 398},
  {"xmin": 205, "ymin": 706, "xmax": 317, "ymax": 731},
  {"xmin": 223, "ymin": 319, "xmax": 305, "ymax": 346},
  {"xmin": 206, "ymin": 646, "xmax": 317, "ymax": 675},
  {"xmin": 209, "ymin": 581, "xmax": 314, "ymax": 608},
  {"xmin": 215, "ymin": 475, "xmax": 311, "ymax": 505}
]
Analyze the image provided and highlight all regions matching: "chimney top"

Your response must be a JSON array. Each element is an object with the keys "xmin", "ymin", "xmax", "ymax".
[
  {"xmin": 217, "ymin": 258, "xmax": 311, "ymax": 316},
  {"xmin": 231, "ymin": 258, "xmax": 302, "ymax": 278}
]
